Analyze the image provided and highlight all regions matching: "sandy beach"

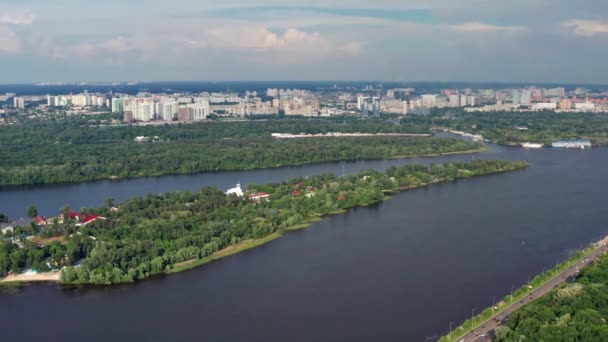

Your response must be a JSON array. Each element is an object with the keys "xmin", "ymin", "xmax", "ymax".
[{"xmin": 1, "ymin": 270, "xmax": 61, "ymax": 283}]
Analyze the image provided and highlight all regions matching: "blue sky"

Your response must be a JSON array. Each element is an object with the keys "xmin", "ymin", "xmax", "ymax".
[{"xmin": 0, "ymin": 0, "xmax": 607, "ymax": 83}]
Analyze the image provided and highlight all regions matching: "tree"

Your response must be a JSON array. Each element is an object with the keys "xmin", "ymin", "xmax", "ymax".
[
  {"xmin": 494, "ymin": 326, "xmax": 511, "ymax": 341},
  {"xmin": 104, "ymin": 197, "xmax": 115, "ymax": 209},
  {"xmin": 0, "ymin": 212, "xmax": 8, "ymax": 223},
  {"xmin": 60, "ymin": 205, "xmax": 71, "ymax": 219},
  {"xmin": 27, "ymin": 205, "xmax": 38, "ymax": 219}
]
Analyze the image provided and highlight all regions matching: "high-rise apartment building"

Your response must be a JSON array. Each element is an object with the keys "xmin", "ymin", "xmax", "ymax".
[
  {"xmin": 421, "ymin": 94, "xmax": 437, "ymax": 107},
  {"xmin": 521, "ymin": 90, "xmax": 532, "ymax": 105},
  {"xmin": 111, "ymin": 98, "xmax": 124, "ymax": 113},
  {"xmin": 13, "ymin": 97, "xmax": 25, "ymax": 109},
  {"xmin": 512, "ymin": 90, "xmax": 521, "ymax": 104}
]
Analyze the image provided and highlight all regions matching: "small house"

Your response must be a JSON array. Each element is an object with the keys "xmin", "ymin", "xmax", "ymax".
[
  {"xmin": 0, "ymin": 224, "xmax": 14, "ymax": 235},
  {"xmin": 248, "ymin": 192, "xmax": 270, "ymax": 202},
  {"xmin": 34, "ymin": 216, "xmax": 48, "ymax": 226}
]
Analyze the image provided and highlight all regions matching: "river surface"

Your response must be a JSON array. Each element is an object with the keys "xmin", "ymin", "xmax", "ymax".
[{"xmin": 2, "ymin": 140, "xmax": 608, "ymax": 342}]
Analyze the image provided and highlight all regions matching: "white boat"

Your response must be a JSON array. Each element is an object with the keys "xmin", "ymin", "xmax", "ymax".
[{"xmin": 521, "ymin": 143, "xmax": 544, "ymax": 149}]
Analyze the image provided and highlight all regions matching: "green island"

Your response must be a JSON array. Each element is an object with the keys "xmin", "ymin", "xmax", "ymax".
[
  {"xmin": 427, "ymin": 109, "xmax": 608, "ymax": 146},
  {"xmin": 0, "ymin": 117, "xmax": 482, "ymax": 186},
  {"xmin": 0, "ymin": 159, "xmax": 527, "ymax": 285}
]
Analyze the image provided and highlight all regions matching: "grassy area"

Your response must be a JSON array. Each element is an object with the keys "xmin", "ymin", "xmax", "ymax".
[
  {"xmin": 168, "ymin": 232, "xmax": 283, "ymax": 274},
  {"xmin": 283, "ymin": 218, "xmax": 323, "ymax": 232},
  {"xmin": 29, "ymin": 235, "xmax": 67, "ymax": 245},
  {"xmin": 389, "ymin": 148, "xmax": 486, "ymax": 159},
  {"xmin": 439, "ymin": 244, "xmax": 598, "ymax": 342},
  {"xmin": 167, "ymin": 214, "xmax": 342, "ymax": 274}
]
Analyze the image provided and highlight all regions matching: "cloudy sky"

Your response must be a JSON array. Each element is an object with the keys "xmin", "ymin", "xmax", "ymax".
[{"xmin": 1, "ymin": 0, "xmax": 607, "ymax": 83}]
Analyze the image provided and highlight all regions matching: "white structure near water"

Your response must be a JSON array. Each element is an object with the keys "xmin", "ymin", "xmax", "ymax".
[
  {"xmin": 552, "ymin": 140, "xmax": 591, "ymax": 149},
  {"xmin": 226, "ymin": 183, "xmax": 244, "ymax": 197}
]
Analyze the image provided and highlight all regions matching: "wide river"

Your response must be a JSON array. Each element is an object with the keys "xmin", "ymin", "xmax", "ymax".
[{"xmin": 2, "ymin": 139, "xmax": 608, "ymax": 342}]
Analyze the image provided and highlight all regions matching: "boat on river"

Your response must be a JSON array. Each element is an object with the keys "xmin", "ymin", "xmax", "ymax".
[{"xmin": 521, "ymin": 143, "xmax": 544, "ymax": 149}]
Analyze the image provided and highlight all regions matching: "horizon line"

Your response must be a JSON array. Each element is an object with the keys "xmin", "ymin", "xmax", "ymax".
[{"xmin": 1, "ymin": 80, "xmax": 607, "ymax": 87}]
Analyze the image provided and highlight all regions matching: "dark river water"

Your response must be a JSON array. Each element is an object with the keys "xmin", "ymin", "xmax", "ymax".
[{"xmin": 2, "ymin": 140, "xmax": 608, "ymax": 342}]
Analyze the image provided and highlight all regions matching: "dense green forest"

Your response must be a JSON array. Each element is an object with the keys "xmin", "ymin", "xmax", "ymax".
[
  {"xmin": 0, "ymin": 160, "xmax": 527, "ymax": 284},
  {"xmin": 496, "ymin": 253, "xmax": 608, "ymax": 341},
  {"xmin": 431, "ymin": 110, "xmax": 608, "ymax": 145},
  {"xmin": 0, "ymin": 117, "xmax": 429, "ymax": 145},
  {"xmin": 0, "ymin": 117, "xmax": 479, "ymax": 186}
]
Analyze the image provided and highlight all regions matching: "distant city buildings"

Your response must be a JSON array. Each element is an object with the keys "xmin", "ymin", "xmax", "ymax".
[
  {"xmin": 532, "ymin": 102, "xmax": 558, "ymax": 111},
  {"xmin": 2, "ymin": 84, "xmax": 608, "ymax": 125}
]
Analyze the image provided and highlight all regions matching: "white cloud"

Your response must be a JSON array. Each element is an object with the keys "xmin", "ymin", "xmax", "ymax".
[
  {"xmin": 0, "ymin": 26, "xmax": 23, "ymax": 54},
  {"xmin": 338, "ymin": 41, "xmax": 363, "ymax": 56},
  {"xmin": 207, "ymin": 27, "xmax": 327, "ymax": 51},
  {"xmin": 450, "ymin": 22, "xmax": 525, "ymax": 33},
  {"xmin": 0, "ymin": 13, "xmax": 36, "ymax": 25},
  {"xmin": 102, "ymin": 36, "xmax": 130, "ymax": 53},
  {"xmin": 51, "ymin": 36, "xmax": 130, "ymax": 59},
  {"xmin": 562, "ymin": 19, "xmax": 608, "ymax": 36},
  {"xmin": 203, "ymin": 27, "xmax": 337, "ymax": 63}
]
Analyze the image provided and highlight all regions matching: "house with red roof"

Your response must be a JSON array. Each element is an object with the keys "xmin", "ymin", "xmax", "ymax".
[
  {"xmin": 34, "ymin": 216, "xmax": 48, "ymax": 226},
  {"xmin": 79, "ymin": 214, "xmax": 106, "ymax": 226},
  {"xmin": 59, "ymin": 211, "xmax": 81, "ymax": 223},
  {"xmin": 247, "ymin": 192, "xmax": 270, "ymax": 202}
]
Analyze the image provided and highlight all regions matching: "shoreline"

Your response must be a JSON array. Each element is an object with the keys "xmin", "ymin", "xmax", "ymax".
[
  {"xmin": 1, "ymin": 271, "xmax": 60, "ymax": 285},
  {"xmin": 438, "ymin": 233, "xmax": 608, "ymax": 342},
  {"xmin": 388, "ymin": 148, "xmax": 485, "ymax": 159},
  {"xmin": 272, "ymin": 132, "xmax": 432, "ymax": 139}
]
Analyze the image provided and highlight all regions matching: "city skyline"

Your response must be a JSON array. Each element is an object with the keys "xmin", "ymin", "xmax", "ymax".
[{"xmin": 0, "ymin": 1, "xmax": 608, "ymax": 83}]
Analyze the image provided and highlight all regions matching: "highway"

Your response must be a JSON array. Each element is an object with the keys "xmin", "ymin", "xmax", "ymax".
[{"xmin": 450, "ymin": 239, "xmax": 608, "ymax": 342}]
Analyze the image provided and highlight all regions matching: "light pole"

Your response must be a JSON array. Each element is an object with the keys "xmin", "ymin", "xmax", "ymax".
[
  {"xmin": 471, "ymin": 308, "xmax": 476, "ymax": 329},
  {"xmin": 448, "ymin": 322, "xmax": 453, "ymax": 341}
]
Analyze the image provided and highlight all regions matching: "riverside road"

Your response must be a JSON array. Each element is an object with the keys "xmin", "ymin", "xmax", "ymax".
[{"xmin": 454, "ymin": 238, "xmax": 608, "ymax": 342}]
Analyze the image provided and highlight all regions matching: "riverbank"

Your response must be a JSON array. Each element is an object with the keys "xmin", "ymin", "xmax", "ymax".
[
  {"xmin": 1, "ymin": 270, "xmax": 60, "ymax": 284},
  {"xmin": 438, "ymin": 235, "xmax": 607, "ymax": 342},
  {"xmin": 272, "ymin": 132, "xmax": 432, "ymax": 139},
  {"xmin": 169, "ymin": 212, "xmax": 368, "ymax": 275},
  {"xmin": 389, "ymin": 148, "xmax": 485, "ymax": 159},
  {"xmin": 169, "ymin": 233, "xmax": 284, "ymax": 274}
]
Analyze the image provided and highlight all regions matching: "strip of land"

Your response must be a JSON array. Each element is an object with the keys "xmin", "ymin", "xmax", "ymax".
[
  {"xmin": 1, "ymin": 160, "xmax": 527, "ymax": 286},
  {"xmin": 440, "ymin": 236, "xmax": 608, "ymax": 342},
  {"xmin": 271, "ymin": 132, "xmax": 431, "ymax": 138}
]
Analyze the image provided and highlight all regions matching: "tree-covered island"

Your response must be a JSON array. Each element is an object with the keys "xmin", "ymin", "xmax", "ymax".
[
  {"xmin": 0, "ymin": 159, "xmax": 527, "ymax": 285},
  {"xmin": 0, "ymin": 118, "xmax": 484, "ymax": 186}
]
